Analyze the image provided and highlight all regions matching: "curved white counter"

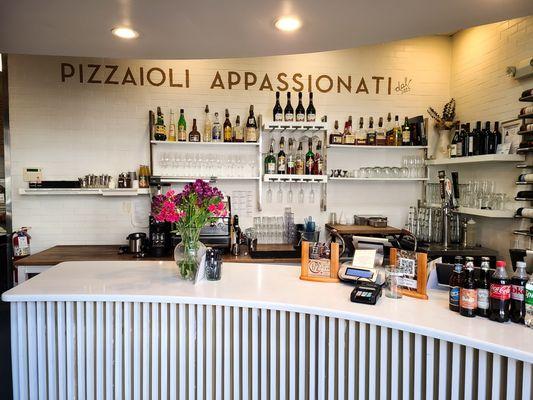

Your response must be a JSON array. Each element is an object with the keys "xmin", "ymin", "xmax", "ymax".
[{"xmin": 3, "ymin": 261, "xmax": 533, "ymax": 400}]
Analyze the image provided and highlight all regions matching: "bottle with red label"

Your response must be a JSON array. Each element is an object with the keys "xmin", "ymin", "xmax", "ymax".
[
  {"xmin": 489, "ymin": 261, "xmax": 511, "ymax": 323},
  {"xmin": 460, "ymin": 259, "xmax": 477, "ymax": 317},
  {"xmin": 510, "ymin": 261, "xmax": 528, "ymax": 324}
]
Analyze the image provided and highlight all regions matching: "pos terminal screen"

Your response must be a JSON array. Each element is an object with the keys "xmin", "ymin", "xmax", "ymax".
[{"xmin": 345, "ymin": 268, "xmax": 374, "ymax": 279}]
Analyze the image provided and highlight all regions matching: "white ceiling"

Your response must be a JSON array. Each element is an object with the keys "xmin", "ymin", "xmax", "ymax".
[{"xmin": 1, "ymin": 0, "xmax": 532, "ymax": 59}]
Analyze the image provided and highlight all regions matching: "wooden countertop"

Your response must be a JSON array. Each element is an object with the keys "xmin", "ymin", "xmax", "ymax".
[
  {"xmin": 14, "ymin": 245, "xmax": 300, "ymax": 267},
  {"xmin": 325, "ymin": 223, "xmax": 402, "ymax": 235}
]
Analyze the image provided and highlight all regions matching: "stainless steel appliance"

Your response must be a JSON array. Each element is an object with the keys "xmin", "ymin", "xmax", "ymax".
[{"xmin": 126, "ymin": 232, "xmax": 147, "ymax": 257}]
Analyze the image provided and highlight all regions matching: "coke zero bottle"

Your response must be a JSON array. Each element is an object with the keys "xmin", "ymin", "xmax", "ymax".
[
  {"xmin": 476, "ymin": 257, "xmax": 491, "ymax": 318},
  {"xmin": 510, "ymin": 261, "xmax": 528, "ymax": 324},
  {"xmin": 489, "ymin": 261, "xmax": 511, "ymax": 323},
  {"xmin": 460, "ymin": 260, "xmax": 477, "ymax": 317}
]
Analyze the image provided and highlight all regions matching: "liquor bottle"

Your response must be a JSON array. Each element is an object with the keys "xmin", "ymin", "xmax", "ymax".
[
  {"xmin": 306, "ymin": 92, "xmax": 316, "ymax": 122},
  {"xmin": 472, "ymin": 121, "xmax": 482, "ymax": 156},
  {"xmin": 489, "ymin": 261, "xmax": 511, "ymax": 323},
  {"xmin": 188, "ymin": 118, "xmax": 201, "ymax": 142},
  {"xmin": 233, "ymin": 115, "xmax": 244, "ymax": 142},
  {"xmin": 154, "ymin": 107, "xmax": 167, "ymax": 141},
  {"xmin": 366, "ymin": 117, "xmax": 376, "ymax": 146},
  {"xmin": 168, "ymin": 109, "xmax": 176, "ymax": 142},
  {"xmin": 477, "ymin": 257, "xmax": 490, "ymax": 317},
  {"xmin": 295, "ymin": 92, "xmax": 305, "ymax": 122},
  {"xmin": 277, "ymin": 137, "xmax": 287, "ymax": 174},
  {"xmin": 203, "ymin": 105, "xmax": 212, "ymax": 142},
  {"xmin": 510, "ymin": 261, "xmax": 528, "ymax": 324},
  {"xmin": 467, "ymin": 123, "xmax": 474, "ymax": 156},
  {"xmin": 295, "ymin": 141, "xmax": 304, "ymax": 175},
  {"xmin": 376, "ymin": 117, "xmax": 386, "ymax": 146},
  {"xmin": 287, "ymin": 138, "xmax": 296, "ymax": 174},
  {"xmin": 212, "ymin": 112, "xmax": 222, "ymax": 142},
  {"xmin": 329, "ymin": 120, "xmax": 343, "ymax": 145},
  {"xmin": 355, "ymin": 117, "xmax": 366, "ymax": 146},
  {"xmin": 313, "ymin": 140, "xmax": 324, "ymax": 175},
  {"xmin": 223, "ymin": 109, "xmax": 233, "ymax": 142},
  {"xmin": 177, "ymin": 109, "xmax": 187, "ymax": 142},
  {"xmin": 264, "ymin": 142, "xmax": 277, "ymax": 174},
  {"xmin": 343, "ymin": 116, "xmax": 356, "ymax": 145},
  {"xmin": 450, "ymin": 124, "xmax": 461, "ymax": 158},
  {"xmin": 394, "ymin": 115, "xmax": 402, "ymax": 146},
  {"xmin": 449, "ymin": 263, "xmax": 464, "ymax": 312},
  {"xmin": 273, "ymin": 91, "xmax": 283, "ymax": 122},
  {"xmin": 305, "ymin": 139, "xmax": 314, "ymax": 175},
  {"xmin": 385, "ymin": 113, "xmax": 395, "ymax": 146},
  {"xmin": 402, "ymin": 117, "xmax": 411, "ymax": 146},
  {"xmin": 284, "ymin": 92, "xmax": 294, "ymax": 122},
  {"xmin": 460, "ymin": 258, "xmax": 477, "ymax": 318},
  {"xmin": 245, "ymin": 105, "xmax": 258, "ymax": 142}
]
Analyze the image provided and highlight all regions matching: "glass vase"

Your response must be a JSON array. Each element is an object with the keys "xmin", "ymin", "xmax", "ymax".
[{"xmin": 174, "ymin": 227, "xmax": 206, "ymax": 281}]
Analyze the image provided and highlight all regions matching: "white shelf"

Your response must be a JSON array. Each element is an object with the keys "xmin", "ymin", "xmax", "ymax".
[
  {"xmin": 158, "ymin": 176, "xmax": 260, "ymax": 183},
  {"xmin": 328, "ymin": 144, "xmax": 428, "ymax": 150},
  {"xmin": 19, "ymin": 188, "xmax": 150, "ymax": 196},
  {"xmin": 262, "ymin": 121, "xmax": 327, "ymax": 131},
  {"xmin": 263, "ymin": 174, "xmax": 328, "ymax": 183},
  {"xmin": 150, "ymin": 140, "xmax": 259, "ymax": 146},
  {"xmin": 426, "ymin": 154, "xmax": 524, "ymax": 165},
  {"xmin": 329, "ymin": 177, "xmax": 428, "ymax": 181},
  {"xmin": 457, "ymin": 207, "xmax": 515, "ymax": 218}
]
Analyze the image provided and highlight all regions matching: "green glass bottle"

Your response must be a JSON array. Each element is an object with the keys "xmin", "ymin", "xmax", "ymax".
[
  {"xmin": 177, "ymin": 109, "xmax": 187, "ymax": 142},
  {"xmin": 305, "ymin": 138, "xmax": 315, "ymax": 175}
]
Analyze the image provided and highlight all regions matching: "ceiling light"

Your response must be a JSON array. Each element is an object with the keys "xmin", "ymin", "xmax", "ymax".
[
  {"xmin": 111, "ymin": 27, "xmax": 139, "ymax": 39},
  {"xmin": 275, "ymin": 17, "xmax": 302, "ymax": 32}
]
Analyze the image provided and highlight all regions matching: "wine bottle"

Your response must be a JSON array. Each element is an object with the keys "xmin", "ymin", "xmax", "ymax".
[
  {"xmin": 482, "ymin": 121, "xmax": 491, "ymax": 155},
  {"xmin": 493, "ymin": 121, "xmax": 501, "ymax": 152},
  {"xmin": 450, "ymin": 124, "xmax": 460, "ymax": 158},
  {"xmin": 203, "ymin": 105, "xmax": 212, "ymax": 142},
  {"xmin": 264, "ymin": 142, "xmax": 277, "ymax": 174},
  {"xmin": 273, "ymin": 92, "xmax": 283, "ymax": 122},
  {"xmin": 472, "ymin": 121, "xmax": 482, "ymax": 156},
  {"xmin": 277, "ymin": 137, "xmax": 287, "ymax": 174},
  {"xmin": 295, "ymin": 92, "xmax": 305, "ymax": 122},
  {"xmin": 465, "ymin": 123, "xmax": 473, "ymax": 156},
  {"xmin": 233, "ymin": 115, "xmax": 244, "ymax": 142},
  {"xmin": 402, "ymin": 117, "xmax": 411, "ymax": 146},
  {"xmin": 246, "ymin": 105, "xmax": 258, "ymax": 142},
  {"xmin": 188, "ymin": 118, "xmax": 201, "ymax": 142},
  {"xmin": 284, "ymin": 92, "xmax": 294, "ymax": 121},
  {"xmin": 223, "ymin": 109, "xmax": 233, "ymax": 142},
  {"xmin": 305, "ymin": 138, "xmax": 314, "ymax": 175},
  {"xmin": 177, "ymin": 109, "xmax": 187, "ymax": 142},
  {"xmin": 306, "ymin": 92, "xmax": 316, "ymax": 122}
]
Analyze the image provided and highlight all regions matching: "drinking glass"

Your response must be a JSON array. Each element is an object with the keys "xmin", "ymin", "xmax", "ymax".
[
  {"xmin": 385, "ymin": 267, "xmax": 404, "ymax": 299},
  {"xmin": 298, "ymin": 184, "xmax": 304, "ymax": 204},
  {"xmin": 277, "ymin": 183, "xmax": 283, "ymax": 203},
  {"xmin": 266, "ymin": 184, "xmax": 273, "ymax": 203},
  {"xmin": 287, "ymin": 184, "xmax": 294, "ymax": 203},
  {"xmin": 309, "ymin": 186, "xmax": 315, "ymax": 204}
]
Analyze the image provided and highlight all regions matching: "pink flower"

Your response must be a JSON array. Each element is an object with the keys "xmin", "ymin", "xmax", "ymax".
[{"xmin": 208, "ymin": 201, "xmax": 227, "ymax": 217}]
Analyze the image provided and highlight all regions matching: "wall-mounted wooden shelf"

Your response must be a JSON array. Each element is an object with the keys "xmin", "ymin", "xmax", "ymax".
[
  {"xmin": 426, "ymin": 154, "xmax": 524, "ymax": 165},
  {"xmin": 19, "ymin": 188, "xmax": 150, "ymax": 196}
]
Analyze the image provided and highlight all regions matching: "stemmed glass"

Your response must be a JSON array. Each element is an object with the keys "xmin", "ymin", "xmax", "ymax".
[
  {"xmin": 309, "ymin": 186, "xmax": 315, "ymax": 203},
  {"xmin": 287, "ymin": 184, "xmax": 294, "ymax": 203},
  {"xmin": 277, "ymin": 183, "xmax": 283, "ymax": 203},
  {"xmin": 266, "ymin": 183, "xmax": 273, "ymax": 203},
  {"xmin": 298, "ymin": 184, "xmax": 305, "ymax": 204}
]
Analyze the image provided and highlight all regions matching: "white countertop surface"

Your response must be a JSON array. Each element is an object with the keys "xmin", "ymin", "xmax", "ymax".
[{"xmin": 3, "ymin": 261, "xmax": 533, "ymax": 363}]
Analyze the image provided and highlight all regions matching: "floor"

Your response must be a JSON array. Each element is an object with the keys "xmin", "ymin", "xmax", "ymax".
[{"xmin": 0, "ymin": 301, "xmax": 13, "ymax": 399}]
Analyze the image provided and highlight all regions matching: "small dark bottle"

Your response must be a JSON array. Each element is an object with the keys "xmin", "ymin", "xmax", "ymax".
[
  {"xmin": 460, "ymin": 260, "xmax": 477, "ymax": 318},
  {"xmin": 449, "ymin": 263, "xmax": 464, "ymax": 312},
  {"xmin": 476, "ymin": 257, "xmax": 491, "ymax": 318},
  {"xmin": 463, "ymin": 123, "xmax": 471, "ymax": 157},
  {"xmin": 510, "ymin": 261, "xmax": 528, "ymax": 324},
  {"xmin": 472, "ymin": 121, "xmax": 482, "ymax": 156}
]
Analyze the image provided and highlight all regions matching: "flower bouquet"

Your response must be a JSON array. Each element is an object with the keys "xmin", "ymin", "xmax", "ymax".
[{"xmin": 152, "ymin": 179, "xmax": 227, "ymax": 280}]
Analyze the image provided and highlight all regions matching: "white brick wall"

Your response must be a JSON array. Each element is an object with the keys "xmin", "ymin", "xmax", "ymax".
[
  {"xmin": 449, "ymin": 16, "xmax": 533, "ymax": 265},
  {"xmin": 9, "ymin": 36, "xmax": 453, "ymax": 252}
]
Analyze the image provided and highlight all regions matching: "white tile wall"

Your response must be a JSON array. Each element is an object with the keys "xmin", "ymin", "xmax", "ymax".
[
  {"xmin": 450, "ymin": 16, "xmax": 533, "ymax": 265},
  {"xmin": 9, "ymin": 35, "xmax": 453, "ymax": 251}
]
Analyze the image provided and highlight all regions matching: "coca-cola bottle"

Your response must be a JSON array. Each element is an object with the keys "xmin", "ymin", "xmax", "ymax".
[
  {"xmin": 489, "ymin": 261, "xmax": 511, "ymax": 323},
  {"xmin": 510, "ymin": 261, "xmax": 528, "ymax": 324},
  {"xmin": 476, "ymin": 257, "xmax": 491, "ymax": 318},
  {"xmin": 460, "ymin": 259, "xmax": 477, "ymax": 318},
  {"xmin": 449, "ymin": 263, "xmax": 464, "ymax": 312}
]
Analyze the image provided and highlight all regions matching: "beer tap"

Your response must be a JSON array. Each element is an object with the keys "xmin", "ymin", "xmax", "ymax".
[{"xmin": 438, "ymin": 170, "xmax": 458, "ymax": 249}]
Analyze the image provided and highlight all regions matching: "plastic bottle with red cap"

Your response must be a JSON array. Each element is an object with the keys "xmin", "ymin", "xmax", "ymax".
[{"xmin": 489, "ymin": 261, "xmax": 511, "ymax": 323}]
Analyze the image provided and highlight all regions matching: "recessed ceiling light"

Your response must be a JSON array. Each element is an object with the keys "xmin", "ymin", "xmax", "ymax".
[
  {"xmin": 111, "ymin": 27, "xmax": 139, "ymax": 39},
  {"xmin": 275, "ymin": 17, "xmax": 302, "ymax": 32}
]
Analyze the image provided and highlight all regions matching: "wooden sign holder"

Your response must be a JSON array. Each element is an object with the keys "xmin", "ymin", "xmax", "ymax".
[
  {"xmin": 389, "ymin": 248, "xmax": 428, "ymax": 300},
  {"xmin": 300, "ymin": 242, "xmax": 340, "ymax": 283}
]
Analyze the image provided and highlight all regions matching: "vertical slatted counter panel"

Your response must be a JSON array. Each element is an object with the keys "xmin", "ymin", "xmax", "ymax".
[{"xmin": 11, "ymin": 301, "xmax": 533, "ymax": 400}]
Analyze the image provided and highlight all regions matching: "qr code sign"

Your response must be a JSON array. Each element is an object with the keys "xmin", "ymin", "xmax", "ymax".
[{"xmin": 399, "ymin": 257, "xmax": 416, "ymax": 278}]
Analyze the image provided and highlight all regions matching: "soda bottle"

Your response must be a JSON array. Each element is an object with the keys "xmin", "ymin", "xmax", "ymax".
[
  {"xmin": 476, "ymin": 257, "xmax": 491, "ymax": 318},
  {"xmin": 525, "ymin": 272, "xmax": 533, "ymax": 328},
  {"xmin": 510, "ymin": 261, "xmax": 529, "ymax": 324},
  {"xmin": 460, "ymin": 260, "xmax": 477, "ymax": 317},
  {"xmin": 449, "ymin": 263, "xmax": 464, "ymax": 312},
  {"xmin": 489, "ymin": 261, "xmax": 511, "ymax": 323}
]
